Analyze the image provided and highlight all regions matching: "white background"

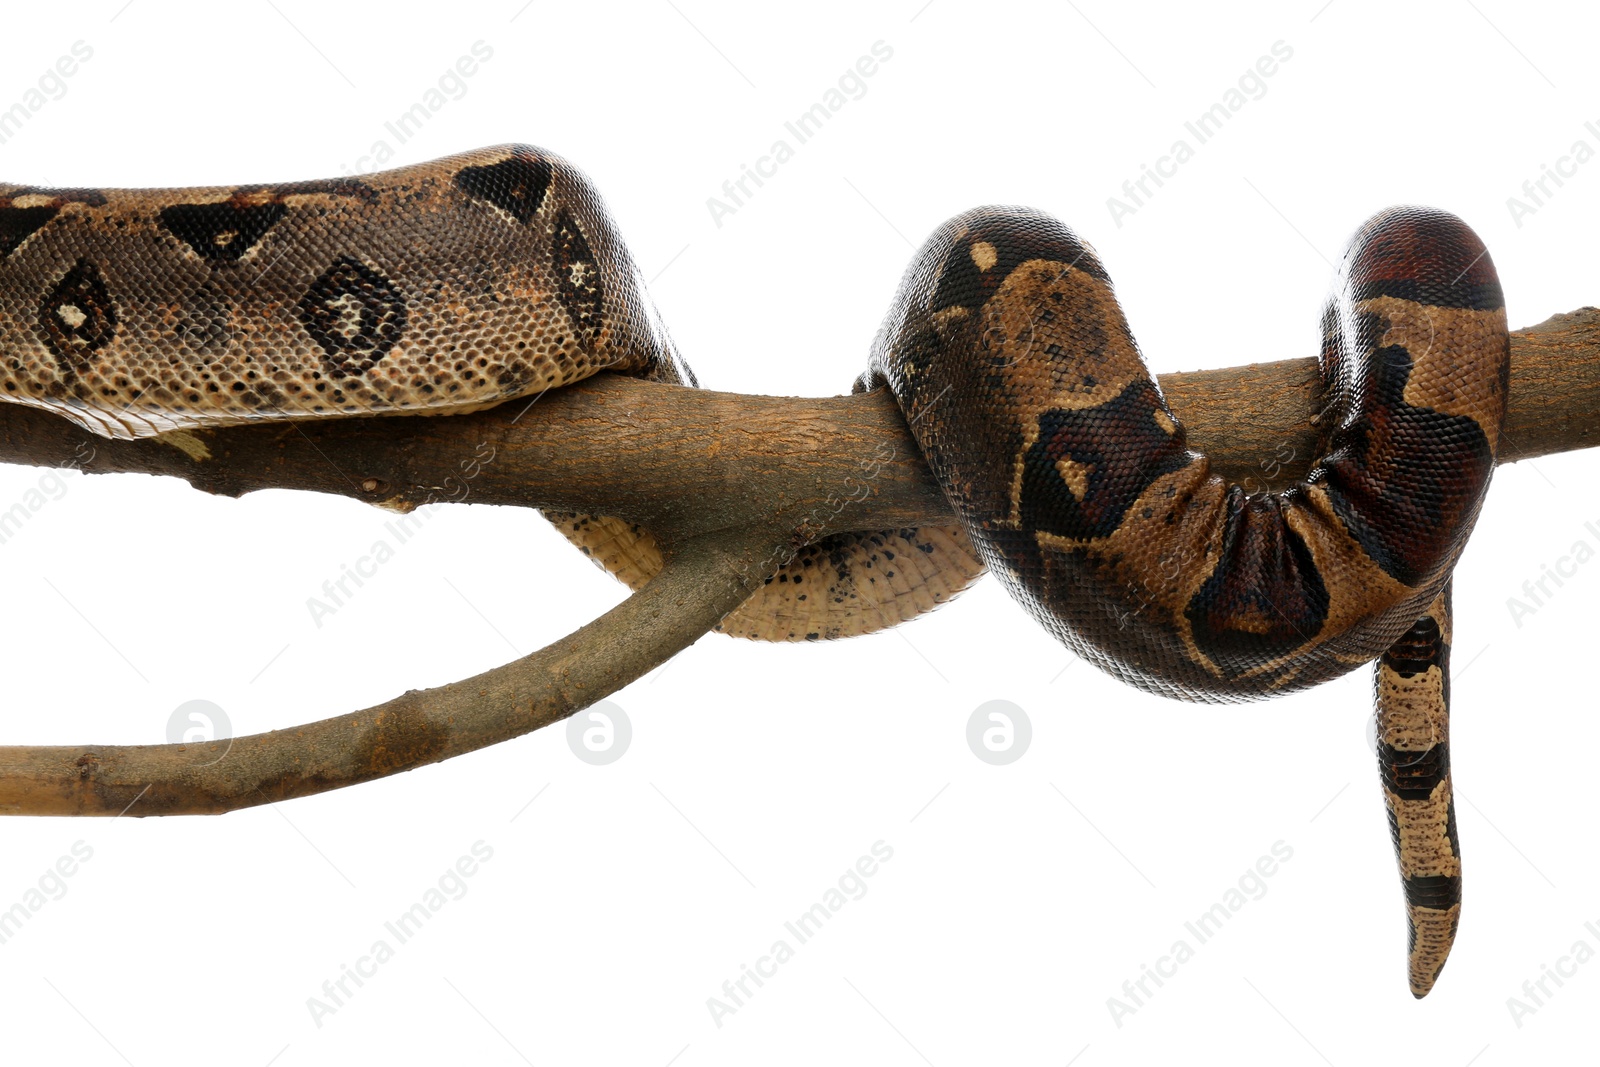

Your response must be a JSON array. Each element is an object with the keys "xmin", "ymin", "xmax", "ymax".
[{"xmin": 1, "ymin": 1, "xmax": 1596, "ymax": 1063}]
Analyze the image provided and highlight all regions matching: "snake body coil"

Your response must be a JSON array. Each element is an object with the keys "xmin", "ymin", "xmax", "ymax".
[{"xmin": 0, "ymin": 145, "xmax": 1509, "ymax": 995}]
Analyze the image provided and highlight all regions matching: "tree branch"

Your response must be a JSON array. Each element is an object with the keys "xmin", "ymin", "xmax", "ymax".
[
  {"xmin": 4, "ymin": 310, "xmax": 1595, "ymax": 529},
  {"xmin": 0, "ymin": 525, "xmax": 787, "ymax": 816},
  {"xmin": 1, "ymin": 306, "xmax": 1596, "ymax": 815}
]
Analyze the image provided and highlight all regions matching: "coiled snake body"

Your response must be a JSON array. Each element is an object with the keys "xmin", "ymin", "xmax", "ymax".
[{"xmin": 0, "ymin": 145, "xmax": 1508, "ymax": 996}]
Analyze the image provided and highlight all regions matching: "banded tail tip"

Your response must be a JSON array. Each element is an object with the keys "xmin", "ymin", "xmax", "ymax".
[{"xmin": 1407, "ymin": 903, "xmax": 1460, "ymax": 998}]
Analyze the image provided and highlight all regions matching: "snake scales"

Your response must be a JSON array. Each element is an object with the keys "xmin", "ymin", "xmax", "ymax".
[{"xmin": 0, "ymin": 145, "xmax": 1507, "ymax": 996}]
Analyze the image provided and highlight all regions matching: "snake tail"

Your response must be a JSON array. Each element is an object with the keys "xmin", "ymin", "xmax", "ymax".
[{"xmin": 1374, "ymin": 582, "xmax": 1460, "ymax": 997}]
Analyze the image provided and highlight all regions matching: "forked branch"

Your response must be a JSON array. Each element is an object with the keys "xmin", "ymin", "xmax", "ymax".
[{"xmin": 0, "ymin": 307, "xmax": 1597, "ymax": 815}]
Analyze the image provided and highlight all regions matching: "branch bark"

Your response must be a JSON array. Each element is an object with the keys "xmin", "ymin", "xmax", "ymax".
[
  {"xmin": 0, "ymin": 525, "xmax": 787, "ymax": 815},
  {"xmin": 1, "ymin": 306, "xmax": 1597, "ymax": 815},
  {"xmin": 4, "ymin": 309, "xmax": 1596, "ymax": 531}
]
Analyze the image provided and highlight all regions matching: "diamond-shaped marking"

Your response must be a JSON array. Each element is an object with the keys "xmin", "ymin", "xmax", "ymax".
[
  {"xmin": 38, "ymin": 259, "xmax": 118, "ymax": 373},
  {"xmin": 297, "ymin": 256, "xmax": 408, "ymax": 377}
]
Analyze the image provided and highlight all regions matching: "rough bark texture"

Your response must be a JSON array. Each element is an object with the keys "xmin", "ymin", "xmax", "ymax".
[{"xmin": 1, "ymin": 308, "xmax": 1596, "ymax": 815}]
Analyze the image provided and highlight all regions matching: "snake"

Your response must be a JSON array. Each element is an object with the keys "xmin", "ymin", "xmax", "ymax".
[{"xmin": 0, "ymin": 144, "xmax": 1507, "ymax": 996}]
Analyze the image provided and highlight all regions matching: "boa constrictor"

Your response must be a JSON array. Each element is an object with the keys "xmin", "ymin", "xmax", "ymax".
[{"xmin": 0, "ymin": 145, "xmax": 1507, "ymax": 996}]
